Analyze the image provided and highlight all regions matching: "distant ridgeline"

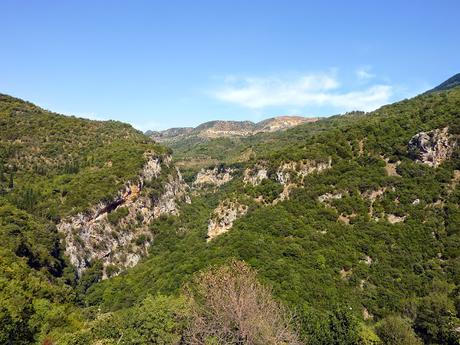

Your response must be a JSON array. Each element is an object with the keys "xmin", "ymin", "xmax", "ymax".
[
  {"xmin": 146, "ymin": 116, "xmax": 319, "ymax": 141},
  {"xmin": 1, "ymin": 74, "xmax": 460, "ymax": 344},
  {"xmin": 425, "ymin": 73, "xmax": 460, "ymax": 94}
]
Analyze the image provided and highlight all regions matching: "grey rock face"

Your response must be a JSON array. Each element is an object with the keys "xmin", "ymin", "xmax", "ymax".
[
  {"xmin": 57, "ymin": 154, "xmax": 189, "ymax": 277},
  {"xmin": 243, "ymin": 165, "xmax": 269, "ymax": 186},
  {"xmin": 193, "ymin": 166, "xmax": 234, "ymax": 188},
  {"xmin": 275, "ymin": 158, "xmax": 332, "ymax": 185},
  {"xmin": 207, "ymin": 200, "xmax": 248, "ymax": 241},
  {"xmin": 408, "ymin": 127, "xmax": 456, "ymax": 167}
]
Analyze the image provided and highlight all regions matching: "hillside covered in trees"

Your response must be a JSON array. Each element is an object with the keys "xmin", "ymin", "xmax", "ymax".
[{"xmin": 1, "ymin": 80, "xmax": 460, "ymax": 345}]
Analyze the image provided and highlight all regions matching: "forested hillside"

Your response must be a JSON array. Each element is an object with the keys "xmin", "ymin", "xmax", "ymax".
[
  {"xmin": 1, "ymin": 82, "xmax": 460, "ymax": 345},
  {"xmin": 0, "ymin": 94, "xmax": 176, "ymax": 344}
]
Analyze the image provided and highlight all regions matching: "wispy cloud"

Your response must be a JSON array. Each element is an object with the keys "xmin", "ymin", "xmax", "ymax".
[
  {"xmin": 132, "ymin": 120, "xmax": 165, "ymax": 132},
  {"xmin": 212, "ymin": 71, "xmax": 393, "ymax": 112},
  {"xmin": 355, "ymin": 66, "xmax": 375, "ymax": 80}
]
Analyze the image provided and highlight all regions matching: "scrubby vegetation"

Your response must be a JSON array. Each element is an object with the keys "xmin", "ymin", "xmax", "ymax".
[
  {"xmin": 85, "ymin": 87, "xmax": 460, "ymax": 344},
  {"xmin": 1, "ymin": 83, "xmax": 460, "ymax": 344},
  {"xmin": 0, "ymin": 94, "xmax": 165, "ymax": 344},
  {"xmin": 0, "ymin": 94, "xmax": 168, "ymax": 218}
]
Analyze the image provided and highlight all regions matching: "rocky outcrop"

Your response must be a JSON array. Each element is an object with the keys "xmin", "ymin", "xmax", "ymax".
[
  {"xmin": 272, "ymin": 183, "xmax": 296, "ymax": 205},
  {"xmin": 360, "ymin": 255, "xmax": 373, "ymax": 265},
  {"xmin": 387, "ymin": 214, "xmax": 405, "ymax": 224},
  {"xmin": 243, "ymin": 165, "xmax": 268, "ymax": 186},
  {"xmin": 193, "ymin": 166, "xmax": 234, "ymax": 187},
  {"xmin": 448, "ymin": 170, "xmax": 460, "ymax": 194},
  {"xmin": 318, "ymin": 187, "xmax": 399, "ymax": 221},
  {"xmin": 338, "ymin": 213, "xmax": 357, "ymax": 225},
  {"xmin": 408, "ymin": 127, "xmax": 456, "ymax": 167},
  {"xmin": 339, "ymin": 267, "xmax": 352, "ymax": 280},
  {"xmin": 362, "ymin": 308, "xmax": 374, "ymax": 321},
  {"xmin": 276, "ymin": 158, "xmax": 332, "ymax": 185},
  {"xmin": 154, "ymin": 170, "xmax": 191, "ymax": 215},
  {"xmin": 244, "ymin": 158, "xmax": 332, "ymax": 188},
  {"xmin": 358, "ymin": 139, "xmax": 365, "ymax": 156},
  {"xmin": 207, "ymin": 200, "xmax": 248, "ymax": 241},
  {"xmin": 254, "ymin": 116, "xmax": 319, "ymax": 133},
  {"xmin": 363, "ymin": 187, "xmax": 387, "ymax": 217},
  {"xmin": 57, "ymin": 155, "xmax": 189, "ymax": 277},
  {"xmin": 318, "ymin": 192, "xmax": 343, "ymax": 203}
]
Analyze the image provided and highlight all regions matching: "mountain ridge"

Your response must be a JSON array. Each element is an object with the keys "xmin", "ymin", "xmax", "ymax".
[
  {"xmin": 1, "ymin": 74, "xmax": 460, "ymax": 344},
  {"xmin": 425, "ymin": 72, "xmax": 460, "ymax": 94},
  {"xmin": 147, "ymin": 115, "xmax": 319, "ymax": 142}
]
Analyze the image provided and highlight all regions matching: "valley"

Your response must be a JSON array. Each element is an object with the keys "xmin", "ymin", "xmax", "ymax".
[{"xmin": 1, "ymin": 78, "xmax": 460, "ymax": 344}]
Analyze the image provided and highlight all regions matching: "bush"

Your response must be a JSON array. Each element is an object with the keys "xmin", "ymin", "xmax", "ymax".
[
  {"xmin": 122, "ymin": 295, "xmax": 190, "ymax": 345},
  {"xmin": 375, "ymin": 315, "xmax": 422, "ymax": 345},
  {"xmin": 414, "ymin": 294, "xmax": 460, "ymax": 344},
  {"xmin": 107, "ymin": 207, "xmax": 129, "ymax": 225},
  {"xmin": 298, "ymin": 305, "xmax": 361, "ymax": 345}
]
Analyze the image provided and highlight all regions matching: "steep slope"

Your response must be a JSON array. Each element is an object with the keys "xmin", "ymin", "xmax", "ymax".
[
  {"xmin": 0, "ymin": 94, "xmax": 189, "ymax": 344},
  {"xmin": 0, "ymin": 93, "xmax": 165, "ymax": 217},
  {"xmin": 426, "ymin": 73, "xmax": 460, "ymax": 94},
  {"xmin": 2, "ymin": 79, "xmax": 460, "ymax": 344},
  {"xmin": 0, "ymin": 95, "xmax": 194, "ymax": 276},
  {"xmin": 85, "ymin": 85, "xmax": 460, "ymax": 344}
]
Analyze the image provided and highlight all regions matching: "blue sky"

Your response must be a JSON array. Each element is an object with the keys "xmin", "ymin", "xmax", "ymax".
[{"xmin": 1, "ymin": 1, "xmax": 459, "ymax": 131}]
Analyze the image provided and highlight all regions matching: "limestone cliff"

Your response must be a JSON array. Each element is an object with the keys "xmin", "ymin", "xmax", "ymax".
[
  {"xmin": 243, "ymin": 165, "xmax": 269, "ymax": 186},
  {"xmin": 244, "ymin": 158, "xmax": 332, "ymax": 204},
  {"xmin": 193, "ymin": 166, "xmax": 234, "ymax": 188},
  {"xmin": 275, "ymin": 158, "xmax": 332, "ymax": 185},
  {"xmin": 57, "ymin": 154, "xmax": 189, "ymax": 277},
  {"xmin": 207, "ymin": 200, "xmax": 248, "ymax": 241}
]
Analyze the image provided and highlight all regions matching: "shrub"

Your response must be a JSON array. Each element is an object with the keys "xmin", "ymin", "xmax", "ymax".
[
  {"xmin": 107, "ymin": 207, "xmax": 129, "ymax": 225},
  {"xmin": 184, "ymin": 260, "xmax": 301, "ymax": 345},
  {"xmin": 375, "ymin": 315, "xmax": 422, "ymax": 345}
]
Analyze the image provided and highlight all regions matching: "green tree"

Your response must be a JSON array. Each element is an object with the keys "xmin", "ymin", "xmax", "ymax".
[
  {"xmin": 414, "ymin": 294, "xmax": 460, "ymax": 345},
  {"xmin": 122, "ymin": 295, "xmax": 190, "ymax": 345},
  {"xmin": 375, "ymin": 315, "xmax": 422, "ymax": 345},
  {"xmin": 298, "ymin": 306, "xmax": 361, "ymax": 345}
]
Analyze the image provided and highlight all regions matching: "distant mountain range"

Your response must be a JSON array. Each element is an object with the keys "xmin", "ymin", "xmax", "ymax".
[
  {"xmin": 146, "ymin": 115, "xmax": 318, "ymax": 142},
  {"xmin": 147, "ymin": 73, "xmax": 460, "ymax": 144}
]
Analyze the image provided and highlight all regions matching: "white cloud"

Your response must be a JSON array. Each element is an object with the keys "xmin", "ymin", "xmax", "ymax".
[
  {"xmin": 355, "ymin": 66, "xmax": 375, "ymax": 80},
  {"xmin": 212, "ymin": 72, "xmax": 392, "ymax": 112}
]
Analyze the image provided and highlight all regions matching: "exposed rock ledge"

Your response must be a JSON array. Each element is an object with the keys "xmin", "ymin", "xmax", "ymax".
[
  {"xmin": 244, "ymin": 158, "xmax": 332, "ymax": 187},
  {"xmin": 408, "ymin": 127, "xmax": 456, "ymax": 167},
  {"xmin": 276, "ymin": 158, "xmax": 332, "ymax": 185},
  {"xmin": 57, "ymin": 154, "xmax": 189, "ymax": 277},
  {"xmin": 193, "ymin": 165, "xmax": 234, "ymax": 187},
  {"xmin": 243, "ymin": 164, "xmax": 268, "ymax": 186},
  {"xmin": 207, "ymin": 200, "xmax": 248, "ymax": 241}
]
